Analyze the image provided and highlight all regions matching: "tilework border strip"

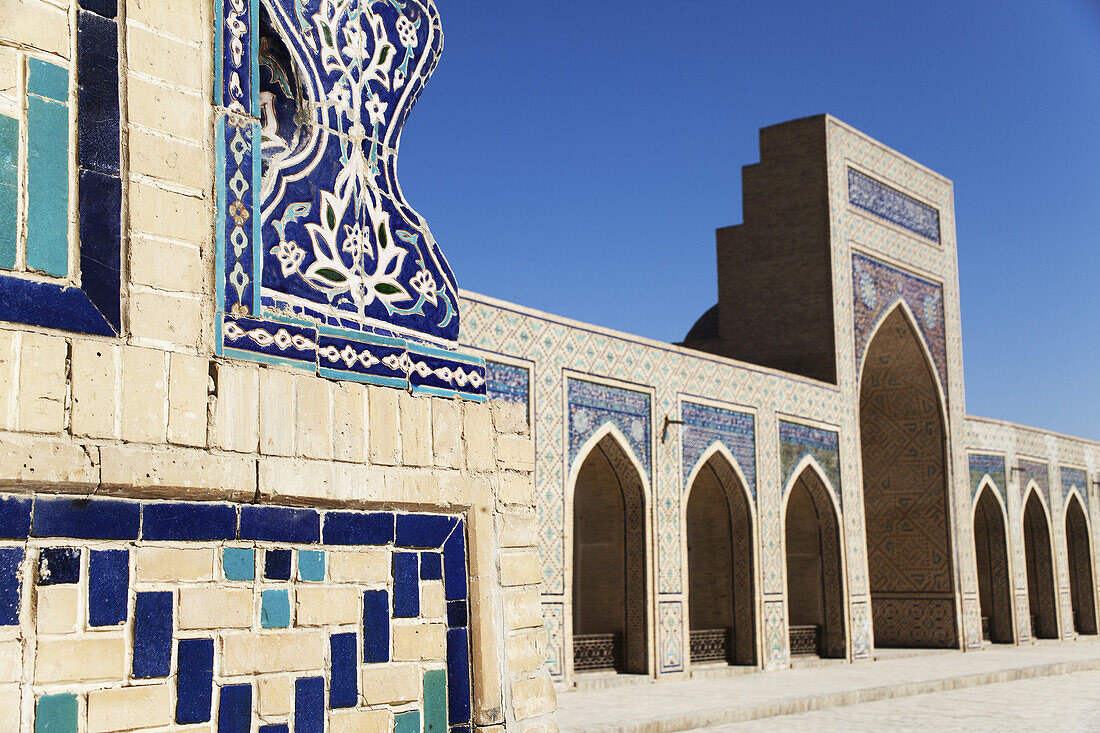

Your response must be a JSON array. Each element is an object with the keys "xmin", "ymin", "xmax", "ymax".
[{"xmin": 0, "ymin": 3, "xmax": 122, "ymax": 336}]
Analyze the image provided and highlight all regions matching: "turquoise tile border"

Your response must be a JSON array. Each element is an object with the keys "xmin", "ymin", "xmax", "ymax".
[
  {"xmin": 27, "ymin": 58, "xmax": 69, "ymax": 103},
  {"xmin": 25, "ymin": 95, "xmax": 69, "ymax": 277}
]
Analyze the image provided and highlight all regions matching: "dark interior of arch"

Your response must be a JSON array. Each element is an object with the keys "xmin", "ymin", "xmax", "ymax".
[
  {"xmin": 1023, "ymin": 492, "xmax": 1058, "ymax": 639},
  {"xmin": 973, "ymin": 487, "xmax": 1013, "ymax": 643},
  {"xmin": 686, "ymin": 454, "xmax": 756, "ymax": 666},
  {"xmin": 572, "ymin": 435, "xmax": 648, "ymax": 674},
  {"xmin": 860, "ymin": 307, "xmax": 957, "ymax": 648},
  {"xmin": 785, "ymin": 468, "xmax": 846, "ymax": 658},
  {"xmin": 1065, "ymin": 496, "xmax": 1097, "ymax": 636}
]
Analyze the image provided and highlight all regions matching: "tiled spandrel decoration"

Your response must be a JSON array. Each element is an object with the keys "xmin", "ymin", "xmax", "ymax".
[
  {"xmin": 0, "ymin": 494, "xmax": 472, "ymax": 733},
  {"xmin": 215, "ymin": 0, "xmax": 485, "ymax": 399}
]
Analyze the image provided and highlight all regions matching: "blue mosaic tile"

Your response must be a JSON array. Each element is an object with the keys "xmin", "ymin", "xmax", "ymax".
[
  {"xmin": 38, "ymin": 547, "xmax": 80, "ymax": 586},
  {"xmin": 240, "ymin": 505, "xmax": 320, "ymax": 544},
  {"xmin": 420, "ymin": 551, "xmax": 443, "ymax": 580},
  {"xmin": 298, "ymin": 550, "xmax": 325, "ymax": 582},
  {"xmin": 323, "ymin": 511, "xmax": 395, "ymax": 546},
  {"xmin": 35, "ymin": 693, "xmax": 77, "ymax": 733},
  {"xmin": 222, "ymin": 548, "xmax": 255, "ymax": 581},
  {"xmin": 261, "ymin": 589, "xmax": 291, "ymax": 629},
  {"xmin": 407, "ymin": 346, "xmax": 488, "ymax": 400},
  {"xmin": 1019, "ymin": 460, "xmax": 1051, "ymax": 503},
  {"xmin": 0, "ymin": 547, "xmax": 23, "ymax": 625},
  {"xmin": 264, "ymin": 549, "xmax": 292, "ymax": 580},
  {"xmin": 447, "ymin": 600, "xmax": 467, "ymax": 629},
  {"xmin": 0, "ymin": 495, "xmax": 31, "ymax": 539},
  {"xmin": 969, "ymin": 454, "xmax": 1006, "ymax": 499},
  {"xmin": 396, "ymin": 514, "xmax": 458, "ymax": 549},
  {"xmin": 88, "ymin": 549, "xmax": 128, "ymax": 626},
  {"xmin": 133, "ymin": 591, "xmax": 173, "ymax": 678},
  {"xmin": 567, "ymin": 379, "xmax": 651, "ymax": 475},
  {"xmin": 443, "ymin": 524, "xmax": 467, "ymax": 602},
  {"xmin": 681, "ymin": 402, "xmax": 757, "ymax": 498},
  {"xmin": 76, "ymin": 10, "xmax": 120, "ymax": 176},
  {"xmin": 142, "ymin": 502, "xmax": 237, "ymax": 541},
  {"xmin": 78, "ymin": 0, "xmax": 117, "ymax": 18},
  {"xmin": 0, "ymin": 113, "xmax": 15, "ymax": 271},
  {"xmin": 176, "ymin": 638, "xmax": 215, "ymax": 724},
  {"xmin": 1061, "ymin": 466, "xmax": 1090, "ymax": 508},
  {"xmin": 329, "ymin": 632, "xmax": 358, "ymax": 709},
  {"xmin": 362, "ymin": 590, "xmax": 390, "ymax": 663},
  {"xmin": 446, "ymin": 628, "xmax": 471, "ymax": 725},
  {"xmin": 848, "ymin": 168, "xmax": 940, "ymax": 242},
  {"xmin": 259, "ymin": 726, "xmax": 289, "ymax": 733},
  {"xmin": 77, "ymin": 169, "xmax": 122, "ymax": 331},
  {"xmin": 294, "ymin": 677, "xmax": 325, "ymax": 733},
  {"xmin": 33, "ymin": 496, "xmax": 139, "ymax": 540},
  {"xmin": 395, "ymin": 711, "xmax": 421, "ymax": 733},
  {"xmin": 217, "ymin": 684, "xmax": 252, "ymax": 733},
  {"xmin": 779, "ymin": 420, "xmax": 842, "ymax": 505},
  {"xmin": 25, "ymin": 94, "xmax": 68, "ymax": 278},
  {"xmin": 393, "ymin": 552, "xmax": 420, "ymax": 618}
]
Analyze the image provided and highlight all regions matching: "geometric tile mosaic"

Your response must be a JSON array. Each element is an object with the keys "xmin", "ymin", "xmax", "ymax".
[
  {"xmin": 1060, "ymin": 466, "xmax": 1089, "ymax": 511},
  {"xmin": 848, "ymin": 168, "xmax": 941, "ymax": 243},
  {"xmin": 1, "ymin": 494, "xmax": 471, "ymax": 731},
  {"xmin": 778, "ymin": 420, "xmax": 842, "ymax": 508},
  {"xmin": 486, "ymin": 361, "xmax": 531, "ymax": 419},
  {"xmin": 969, "ymin": 453, "xmax": 1007, "ymax": 500},
  {"xmin": 568, "ymin": 378, "xmax": 651, "ymax": 476}
]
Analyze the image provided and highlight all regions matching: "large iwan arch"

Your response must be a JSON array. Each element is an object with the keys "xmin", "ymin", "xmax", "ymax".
[
  {"xmin": 859, "ymin": 305, "xmax": 958, "ymax": 648},
  {"xmin": 783, "ymin": 460, "xmax": 846, "ymax": 658},
  {"xmin": 685, "ymin": 447, "xmax": 757, "ymax": 666},
  {"xmin": 570, "ymin": 429, "xmax": 650, "ymax": 675}
]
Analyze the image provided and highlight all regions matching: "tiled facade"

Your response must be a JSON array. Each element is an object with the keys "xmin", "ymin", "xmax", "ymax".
[
  {"xmin": 461, "ymin": 116, "xmax": 1100, "ymax": 686},
  {"xmin": 0, "ymin": 1, "xmax": 555, "ymax": 731}
]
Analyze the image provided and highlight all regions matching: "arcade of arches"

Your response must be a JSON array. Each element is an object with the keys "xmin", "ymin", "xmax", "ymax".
[{"xmin": 860, "ymin": 307, "xmax": 957, "ymax": 648}]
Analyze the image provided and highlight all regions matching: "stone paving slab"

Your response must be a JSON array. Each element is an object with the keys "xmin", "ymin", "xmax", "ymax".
[{"xmin": 556, "ymin": 641, "xmax": 1100, "ymax": 733}]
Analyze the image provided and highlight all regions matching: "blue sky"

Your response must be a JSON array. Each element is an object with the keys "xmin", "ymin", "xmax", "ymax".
[{"xmin": 398, "ymin": 1, "xmax": 1100, "ymax": 439}]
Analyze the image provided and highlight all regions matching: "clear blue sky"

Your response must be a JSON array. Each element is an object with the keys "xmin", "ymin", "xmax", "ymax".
[{"xmin": 398, "ymin": 1, "xmax": 1100, "ymax": 440}]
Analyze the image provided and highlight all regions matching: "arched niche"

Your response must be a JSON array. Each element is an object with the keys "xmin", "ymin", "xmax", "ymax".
[
  {"xmin": 973, "ymin": 483, "xmax": 1013, "ymax": 643},
  {"xmin": 685, "ymin": 449, "xmax": 756, "ymax": 666},
  {"xmin": 1022, "ymin": 489, "xmax": 1058, "ymax": 639},
  {"xmin": 571, "ymin": 431, "xmax": 649, "ymax": 674},
  {"xmin": 784, "ymin": 463, "xmax": 846, "ymax": 659},
  {"xmin": 1065, "ymin": 494, "xmax": 1097, "ymax": 636},
  {"xmin": 859, "ymin": 305, "xmax": 957, "ymax": 648}
]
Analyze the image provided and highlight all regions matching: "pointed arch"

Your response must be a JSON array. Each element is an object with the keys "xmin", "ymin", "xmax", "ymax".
[
  {"xmin": 783, "ymin": 453, "xmax": 843, "ymax": 521},
  {"xmin": 972, "ymin": 479, "xmax": 1014, "ymax": 643},
  {"xmin": 859, "ymin": 302, "xmax": 957, "ymax": 649},
  {"xmin": 568, "ymin": 426, "xmax": 650, "ymax": 675},
  {"xmin": 858, "ymin": 297, "xmax": 948, "ymax": 404},
  {"xmin": 684, "ymin": 445, "xmax": 758, "ymax": 666},
  {"xmin": 1064, "ymin": 493, "xmax": 1096, "ymax": 635},
  {"xmin": 782, "ymin": 463, "xmax": 846, "ymax": 659},
  {"xmin": 1022, "ymin": 485, "xmax": 1058, "ymax": 639}
]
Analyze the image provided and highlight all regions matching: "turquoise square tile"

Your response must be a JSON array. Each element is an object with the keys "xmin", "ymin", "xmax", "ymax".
[
  {"xmin": 35, "ymin": 693, "xmax": 76, "ymax": 733},
  {"xmin": 297, "ymin": 550, "xmax": 325, "ymax": 582},
  {"xmin": 394, "ymin": 711, "xmax": 421, "ymax": 733},
  {"xmin": 27, "ymin": 58, "xmax": 69, "ymax": 103},
  {"xmin": 261, "ymin": 589, "xmax": 290, "ymax": 628},
  {"xmin": 222, "ymin": 548, "xmax": 255, "ymax": 581}
]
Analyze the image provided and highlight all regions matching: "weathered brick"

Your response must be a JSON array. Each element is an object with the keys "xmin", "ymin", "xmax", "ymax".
[
  {"xmin": 179, "ymin": 587, "xmax": 252, "ymax": 629},
  {"xmin": 432, "ymin": 398, "xmax": 462, "ymax": 468},
  {"xmin": 503, "ymin": 587, "xmax": 544, "ymax": 631},
  {"xmin": 399, "ymin": 392, "xmax": 432, "ymax": 468},
  {"xmin": 258, "ymin": 675, "xmax": 295, "ymax": 715},
  {"xmin": 0, "ymin": 330, "xmax": 15, "ymax": 431},
  {"xmin": 128, "ymin": 73, "xmax": 204, "ymax": 142},
  {"xmin": 499, "ymin": 471, "xmax": 536, "ymax": 508},
  {"xmin": 329, "ymin": 549, "xmax": 389, "ymax": 584},
  {"xmin": 296, "ymin": 375, "xmax": 333, "ymax": 460},
  {"xmin": 212, "ymin": 363, "xmax": 259, "ymax": 453},
  {"xmin": 36, "ymin": 585, "xmax": 79, "ymax": 635},
  {"xmin": 360, "ymin": 663, "xmax": 420, "ymax": 704},
  {"xmin": 100, "ymin": 443, "xmax": 255, "ymax": 496},
  {"xmin": 127, "ymin": 22, "xmax": 204, "ymax": 91},
  {"xmin": 87, "ymin": 684, "xmax": 172, "ymax": 733},
  {"xmin": 463, "ymin": 402, "xmax": 494, "ymax": 470},
  {"xmin": 35, "ymin": 636, "xmax": 127, "ymax": 683},
  {"xmin": 0, "ymin": 433, "xmax": 98, "ymax": 488},
  {"xmin": 422, "ymin": 581, "xmax": 446, "ymax": 620},
  {"xmin": 333, "ymin": 382, "xmax": 367, "ymax": 463},
  {"xmin": 259, "ymin": 368, "xmax": 296, "ymax": 456},
  {"xmin": 130, "ymin": 234, "xmax": 203, "ymax": 295},
  {"xmin": 129, "ymin": 179, "xmax": 208, "ymax": 242},
  {"xmin": 499, "ymin": 513, "xmax": 539, "ymax": 548},
  {"xmin": 70, "ymin": 341, "xmax": 119, "ymax": 439},
  {"xmin": 130, "ymin": 289, "xmax": 202, "ymax": 347},
  {"xmin": 222, "ymin": 631, "xmax": 326, "ymax": 674},
  {"xmin": 296, "ymin": 586, "xmax": 360, "ymax": 627},
  {"xmin": 0, "ymin": 640, "xmax": 21, "ymax": 683},
  {"xmin": 121, "ymin": 346, "xmax": 167, "ymax": 443},
  {"xmin": 510, "ymin": 676, "xmax": 556, "ymax": 722},
  {"xmin": 368, "ymin": 385, "xmax": 400, "ymax": 465},
  {"xmin": 506, "ymin": 629, "xmax": 549, "ymax": 676},
  {"xmin": 128, "ymin": 0, "xmax": 204, "ymax": 42},
  {"xmin": 136, "ymin": 547, "xmax": 212, "ymax": 582},
  {"xmin": 329, "ymin": 709, "xmax": 391, "ymax": 733},
  {"xmin": 168, "ymin": 351, "xmax": 209, "ymax": 447},
  {"xmin": 492, "ymin": 400, "xmax": 528, "ymax": 435},
  {"xmin": 129, "ymin": 126, "xmax": 206, "ymax": 190},
  {"xmin": 392, "ymin": 622, "xmax": 446, "ymax": 661},
  {"xmin": 0, "ymin": 0, "xmax": 70, "ymax": 59},
  {"xmin": 18, "ymin": 332, "xmax": 67, "ymax": 434},
  {"xmin": 497, "ymin": 433, "xmax": 535, "ymax": 472}
]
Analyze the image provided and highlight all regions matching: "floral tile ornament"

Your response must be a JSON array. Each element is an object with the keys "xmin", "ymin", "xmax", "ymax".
[{"xmin": 215, "ymin": 0, "xmax": 485, "ymax": 399}]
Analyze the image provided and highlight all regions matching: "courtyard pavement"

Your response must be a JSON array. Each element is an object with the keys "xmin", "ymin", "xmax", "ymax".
[{"xmin": 556, "ymin": 640, "xmax": 1100, "ymax": 733}]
